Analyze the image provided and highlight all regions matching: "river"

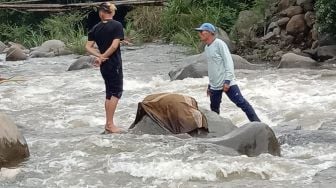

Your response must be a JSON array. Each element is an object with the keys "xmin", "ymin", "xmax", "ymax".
[{"xmin": 1, "ymin": 44, "xmax": 336, "ymax": 187}]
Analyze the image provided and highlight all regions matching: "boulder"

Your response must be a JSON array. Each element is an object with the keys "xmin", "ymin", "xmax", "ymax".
[
  {"xmin": 128, "ymin": 93, "xmax": 237, "ymax": 137},
  {"xmin": 273, "ymin": 27, "xmax": 281, "ymax": 36},
  {"xmin": 267, "ymin": 22, "xmax": 278, "ymax": 33},
  {"xmin": 278, "ymin": 0, "xmax": 297, "ymax": 11},
  {"xmin": 286, "ymin": 14, "xmax": 307, "ymax": 35},
  {"xmin": 231, "ymin": 54, "xmax": 266, "ymax": 69},
  {"xmin": 319, "ymin": 58, "xmax": 336, "ymax": 69},
  {"xmin": 296, "ymin": 0, "xmax": 314, "ymax": 11},
  {"xmin": 30, "ymin": 40, "xmax": 72, "ymax": 57},
  {"xmin": 311, "ymin": 27, "xmax": 318, "ymax": 41},
  {"xmin": 304, "ymin": 11, "xmax": 316, "ymax": 28},
  {"xmin": 129, "ymin": 93, "xmax": 210, "ymax": 135},
  {"xmin": 0, "ymin": 113, "xmax": 30, "ymax": 168},
  {"xmin": 316, "ymin": 45, "xmax": 336, "ymax": 61},
  {"xmin": 277, "ymin": 17, "xmax": 290, "ymax": 27},
  {"xmin": 199, "ymin": 108, "xmax": 237, "ymax": 138},
  {"xmin": 274, "ymin": 120, "xmax": 336, "ymax": 145},
  {"xmin": 8, "ymin": 42, "xmax": 27, "ymax": 51},
  {"xmin": 279, "ymin": 52, "xmax": 316, "ymax": 68},
  {"xmin": 168, "ymin": 53, "xmax": 208, "ymax": 81},
  {"xmin": 0, "ymin": 41, "xmax": 6, "ymax": 53},
  {"xmin": 313, "ymin": 167, "xmax": 336, "ymax": 186},
  {"xmin": 217, "ymin": 28, "xmax": 235, "ymax": 52},
  {"xmin": 302, "ymin": 48, "xmax": 317, "ymax": 59},
  {"xmin": 169, "ymin": 53, "xmax": 265, "ymax": 80},
  {"xmin": 29, "ymin": 51, "xmax": 55, "ymax": 58},
  {"xmin": 210, "ymin": 122, "xmax": 281, "ymax": 156},
  {"xmin": 230, "ymin": 10, "xmax": 261, "ymax": 44},
  {"xmin": 280, "ymin": 33, "xmax": 295, "ymax": 47},
  {"xmin": 262, "ymin": 32, "xmax": 276, "ymax": 41},
  {"xmin": 280, "ymin": 6, "xmax": 303, "ymax": 17},
  {"xmin": 67, "ymin": 56, "xmax": 95, "ymax": 71},
  {"xmin": 319, "ymin": 34, "xmax": 336, "ymax": 47},
  {"xmin": 128, "ymin": 94, "xmax": 280, "ymax": 157},
  {"xmin": 5, "ymin": 46, "xmax": 28, "ymax": 61}
]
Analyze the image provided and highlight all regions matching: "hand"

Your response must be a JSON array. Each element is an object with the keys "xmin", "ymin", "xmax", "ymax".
[
  {"xmin": 99, "ymin": 55, "xmax": 108, "ymax": 62},
  {"xmin": 223, "ymin": 84, "xmax": 230, "ymax": 92},
  {"xmin": 93, "ymin": 57, "xmax": 103, "ymax": 67},
  {"xmin": 93, "ymin": 56, "xmax": 108, "ymax": 67}
]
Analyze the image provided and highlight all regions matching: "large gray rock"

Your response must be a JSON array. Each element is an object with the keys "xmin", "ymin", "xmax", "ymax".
[
  {"xmin": 316, "ymin": 45, "xmax": 336, "ymax": 61},
  {"xmin": 277, "ymin": 17, "xmax": 290, "ymax": 27},
  {"xmin": 67, "ymin": 56, "xmax": 95, "ymax": 71},
  {"xmin": 304, "ymin": 11, "xmax": 316, "ymax": 28},
  {"xmin": 286, "ymin": 14, "xmax": 307, "ymax": 35},
  {"xmin": 210, "ymin": 122, "xmax": 281, "ymax": 156},
  {"xmin": 274, "ymin": 120, "xmax": 336, "ymax": 145},
  {"xmin": 278, "ymin": 0, "xmax": 297, "ymax": 11},
  {"xmin": 129, "ymin": 108, "xmax": 237, "ymax": 138},
  {"xmin": 296, "ymin": 0, "xmax": 314, "ymax": 11},
  {"xmin": 217, "ymin": 28, "xmax": 235, "ymax": 52},
  {"xmin": 230, "ymin": 10, "xmax": 261, "ymax": 44},
  {"xmin": 280, "ymin": 6, "xmax": 303, "ymax": 17},
  {"xmin": 129, "ymin": 101, "xmax": 280, "ymax": 157},
  {"xmin": 312, "ymin": 166, "xmax": 336, "ymax": 187},
  {"xmin": 29, "ymin": 51, "xmax": 55, "ymax": 58},
  {"xmin": 319, "ymin": 34, "xmax": 336, "ymax": 47},
  {"xmin": 30, "ymin": 40, "xmax": 72, "ymax": 58},
  {"xmin": 199, "ymin": 108, "xmax": 237, "ymax": 138},
  {"xmin": 169, "ymin": 53, "xmax": 265, "ymax": 80},
  {"xmin": 0, "ymin": 41, "xmax": 6, "ymax": 53},
  {"xmin": 6, "ymin": 45, "xmax": 28, "ymax": 61},
  {"xmin": 0, "ymin": 113, "xmax": 30, "ymax": 168},
  {"xmin": 279, "ymin": 52, "xmax": 316, "ymax": 68},
  {"xmin": 317, "ymin": 58, "xmax": 336, "ymax": 69}
]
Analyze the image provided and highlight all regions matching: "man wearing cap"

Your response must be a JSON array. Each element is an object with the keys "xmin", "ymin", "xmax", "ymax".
[
  {"xmin": 85, "ymin": 2, "xmax": 124, "ymax": 133},
  {"xmin": 195, "ymin": 23, "xmax": 260, "ymax": 122}
]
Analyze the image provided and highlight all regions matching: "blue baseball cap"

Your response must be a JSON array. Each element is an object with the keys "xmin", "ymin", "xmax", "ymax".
[{"xmin": 195, "ymin": 23, "xmax": 216, "ymax": 33}]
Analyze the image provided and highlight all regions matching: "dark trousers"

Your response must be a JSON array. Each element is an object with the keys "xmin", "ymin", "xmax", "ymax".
[{"xmin": 209, "ymin": 85, "xmax": 260, "ymax": 122}]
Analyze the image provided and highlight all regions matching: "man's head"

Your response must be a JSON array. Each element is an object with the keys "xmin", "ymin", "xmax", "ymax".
[
  {"xmin": 195, "ymin": 23, "xmax": 216, "ymax": 44},
  {"xmin": 98, "ymin": 2, "xmax": 117, "ymax": 20}
]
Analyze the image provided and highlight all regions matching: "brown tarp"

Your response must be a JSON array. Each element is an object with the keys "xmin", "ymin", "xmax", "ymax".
[{"xmin": 130, "ymin": 93, "xmax": 208, "ymax": 134}]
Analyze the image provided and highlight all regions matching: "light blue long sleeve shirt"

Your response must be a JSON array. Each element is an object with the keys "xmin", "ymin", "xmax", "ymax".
[{"xmin": 204, "ymin": 38, "xmax": 236, "ymax": 90}]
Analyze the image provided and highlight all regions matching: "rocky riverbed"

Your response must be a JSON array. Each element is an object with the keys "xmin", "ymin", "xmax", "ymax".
[{"xmin": 1, "ymin": 43, "xmax": 336, "ymax": 187}]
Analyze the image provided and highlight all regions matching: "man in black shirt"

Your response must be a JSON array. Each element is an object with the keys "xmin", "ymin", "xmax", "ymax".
[{"xmin": 85, "ymin": 2, "xmax": 124, "ymax": 133}]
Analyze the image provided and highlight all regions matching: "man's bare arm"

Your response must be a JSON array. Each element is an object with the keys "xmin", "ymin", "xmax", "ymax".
[
  {"xmin": 85, "ymin": 41, "xmax": 101, "ymax": 57},
  {"xmin": 102, "ymin": 39, "xmax": 121, "ymax": 58}
]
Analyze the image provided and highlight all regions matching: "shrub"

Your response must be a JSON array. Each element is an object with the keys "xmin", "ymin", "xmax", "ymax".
[{"xmin": 316, "ymin": 0, "xmax": 336, "ymax": 38}]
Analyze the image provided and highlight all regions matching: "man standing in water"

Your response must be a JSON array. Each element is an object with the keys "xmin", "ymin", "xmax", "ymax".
[
  {"xmin": 195, "ymin": 23, "xmax": 260, "ymax": 122},
  {"xmin": 85, "ymin": 2, "xmax": 124, "ymax": 133}
]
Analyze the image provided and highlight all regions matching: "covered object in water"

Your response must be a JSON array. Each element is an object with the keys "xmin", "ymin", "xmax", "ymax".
[{"xmin": 129, "ymin": 93, "xmax": 208, "ymax": 134}]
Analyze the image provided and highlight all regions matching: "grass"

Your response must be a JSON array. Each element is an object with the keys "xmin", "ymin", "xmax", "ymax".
[{"xmin": 0, "ymin": 11, "xmax": 87, "ymax": 54}]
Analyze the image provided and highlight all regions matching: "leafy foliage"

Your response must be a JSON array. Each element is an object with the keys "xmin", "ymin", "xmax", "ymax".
[
  {"xmin": 316, "ymin": 0, "xmax": 336, "ymax": 37},
  {"xmin": 0, "ymin": 9, "xmax": 86, "ymax": 54}
]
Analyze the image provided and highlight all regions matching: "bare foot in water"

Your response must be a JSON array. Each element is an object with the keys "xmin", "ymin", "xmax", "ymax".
[{"xmin": 104, "ymin": 124, "xmax": 122, "ymax": 134}]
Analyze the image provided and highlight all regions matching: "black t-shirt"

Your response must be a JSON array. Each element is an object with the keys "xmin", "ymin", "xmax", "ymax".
[{"xmin": 88, "ymin": 20, "xmax": 124, "ymax": 64}]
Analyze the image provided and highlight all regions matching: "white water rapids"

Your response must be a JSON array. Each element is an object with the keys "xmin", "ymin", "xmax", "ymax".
[{"xmin": 1, "ymin": 44, "xmax": 336, "ymax": 187}]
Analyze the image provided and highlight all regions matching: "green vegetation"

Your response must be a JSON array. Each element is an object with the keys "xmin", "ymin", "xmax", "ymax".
[
  {"xmin": 0, "ymin": 1, "xmax": 86, "ymax": 54},
  {"xmin": 0, "ymin": 0, "xmax": 335, "ymax": 54},
  {"xmin": 126, "ymin": 0, "xmax": 259, "ymax": 52},
  {"xmin": 316, "ymin": 0, "xmax": 336, "ymax": 38}
]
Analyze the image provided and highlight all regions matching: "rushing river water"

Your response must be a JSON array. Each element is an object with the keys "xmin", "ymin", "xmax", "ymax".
[{"xmin": 1, "ymin": 44, "xmax": 336, "ymax": 188}]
